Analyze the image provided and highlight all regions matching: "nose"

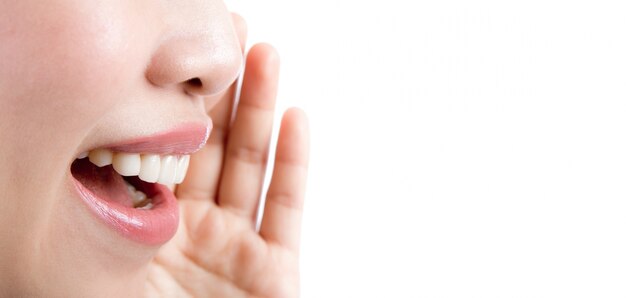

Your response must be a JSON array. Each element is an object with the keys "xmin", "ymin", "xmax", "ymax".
[{"xmin": 145, "ymin": 2, "xmax": 243, "ymax": 97}]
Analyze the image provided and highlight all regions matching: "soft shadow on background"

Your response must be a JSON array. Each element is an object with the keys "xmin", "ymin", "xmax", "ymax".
[{"xmin": 228, "ymin": 1, "xmax": 626, "ymax": 297}]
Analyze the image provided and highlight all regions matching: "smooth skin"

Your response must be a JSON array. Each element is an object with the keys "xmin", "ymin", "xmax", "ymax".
[
  {"xmin": 0, "ymin": 0, "xmax": 308, "ymax": 296},
  {"xmin": 148, "ymin": 21, "xmax": 310, "ymax": 297}
]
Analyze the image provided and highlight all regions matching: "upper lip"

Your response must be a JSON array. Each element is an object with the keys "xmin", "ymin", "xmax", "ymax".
[{"xmin": 95, "ymin": 122, "xmax": 211, "ymax": 155}]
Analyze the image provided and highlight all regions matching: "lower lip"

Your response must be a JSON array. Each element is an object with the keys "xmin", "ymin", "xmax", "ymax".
[{"xmin": 72, "ymin": 177, "xmax": 179, "ymax": 246}]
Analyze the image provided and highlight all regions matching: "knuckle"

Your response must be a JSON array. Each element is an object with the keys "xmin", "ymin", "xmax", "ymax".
[{"xmin": 228, "ymin": 144, "xmax": 269, "ymax": 165}]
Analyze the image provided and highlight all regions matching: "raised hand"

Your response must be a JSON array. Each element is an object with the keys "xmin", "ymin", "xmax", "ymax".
[{"xmin": 145, "ymin": 14, "xmax": 309, "ymax": 298}]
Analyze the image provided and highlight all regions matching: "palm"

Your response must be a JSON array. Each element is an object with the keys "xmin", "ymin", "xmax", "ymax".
[
  {"xmin": 148, "ymin": 200, "xmax": 299, "ymax": 297},
  {"xmin": 143, "ymin": 20, "xmax": 309, "ymax": 298}
]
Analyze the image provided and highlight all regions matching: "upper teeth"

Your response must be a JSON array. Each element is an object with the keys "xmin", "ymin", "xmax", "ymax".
[{"xmin": 86, "ymin": 149, "xmax": 190, "ymax": 185}]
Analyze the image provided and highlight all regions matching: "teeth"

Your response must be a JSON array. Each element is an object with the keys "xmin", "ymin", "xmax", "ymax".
[
  {"xmin": 158, "ymin": 155, "xmax": 177, "ymax": 185},
  {"xmin": 139, "ymin": 154, "xmax": 160, "ymax": 183},
  {"xmin": 131, "ymin": 189, "xmax": 147, "ymax": 206},
  {"xmin": 112, "ymin": 153, "xmax": 141, "ymax": 176},
  {"xmin": 125, "ymin": 181, "xmax": 147, "ymax": 206},
  {"xmin": 88, "ymin": 149, "xmax": 113, "ymax": 167},
  {"xmin": 123, "ymin": 179, "xmax": 151, "ymax": 209},
  {"xmin": 138, "ymin": 202, "xmax": 154, "ymax": 210},
  {"xmin": 174, "ymin": 155, "xmax": 190, "ymax": 184},
  {"xmin": 83, "ymin": 149, "xmax": 191, "ymax": 185}
]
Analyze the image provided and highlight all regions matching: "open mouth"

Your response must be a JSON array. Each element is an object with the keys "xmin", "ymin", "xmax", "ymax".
[
  {"xmin": 70, "ymin": 150, "xmax": 190, "ymax": 245},
  {"xmin": 72, "ymin": 149, "xmax": 190, "ymax": 208},
  {"xmin": 69, "ymin": 124, "xmax": 209, "ymax": 246}
]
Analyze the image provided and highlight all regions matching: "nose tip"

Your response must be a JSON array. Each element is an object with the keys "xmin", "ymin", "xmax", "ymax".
[{"xmin": 145, "ymin": 31, "xmax": 243, "ymax": 97}]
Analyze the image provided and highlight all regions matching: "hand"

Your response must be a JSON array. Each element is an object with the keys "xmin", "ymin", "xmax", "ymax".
[{"xmin": 144, "ymin": 14, "xmax": 309, "ymax": 298}]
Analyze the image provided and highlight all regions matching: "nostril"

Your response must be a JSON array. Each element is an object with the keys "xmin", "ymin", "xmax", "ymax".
[{"xmin": 186, "ymin": 78, "xmax": 203, "ymax": 88}]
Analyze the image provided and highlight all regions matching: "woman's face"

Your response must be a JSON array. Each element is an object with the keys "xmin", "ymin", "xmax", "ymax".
[{"xmin": 0, "ymin": 0, "xmax": 242, "ymax": 295}]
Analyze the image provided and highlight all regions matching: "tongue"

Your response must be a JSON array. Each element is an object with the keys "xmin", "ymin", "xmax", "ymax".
[{"xmin": 71, "ymin": 158, "xmax": 134, "ymax": 207}]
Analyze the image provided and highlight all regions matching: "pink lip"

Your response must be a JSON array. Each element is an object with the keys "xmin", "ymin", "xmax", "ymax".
[
  {"xmin": 71, "ymin": 122, "xmax": 211, "ymax": 246},
  {"xmin": 73, "ymin": 177, "xmax": 178, "ymax": 246},
  {"xmin": 106, "ymin": 122, "xmax": 211, "ymax": 155}
]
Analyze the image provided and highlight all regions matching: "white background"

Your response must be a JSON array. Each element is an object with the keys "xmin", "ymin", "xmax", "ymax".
[{"xmin": 226, "ymin": 1, "xmax": 626, "ymax": 297}]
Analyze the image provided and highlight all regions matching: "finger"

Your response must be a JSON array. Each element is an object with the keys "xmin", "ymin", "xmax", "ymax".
[
  {"xmin": 175, "ymin": 14, "xmax": 248, "ymax": 201},
  {"xmin": 259, "ymin": 108, "xmax": 309, "ymax": 253},
  {"xmin": 217, "ymin": 43, "xmax": 280, "ymax": 220}
]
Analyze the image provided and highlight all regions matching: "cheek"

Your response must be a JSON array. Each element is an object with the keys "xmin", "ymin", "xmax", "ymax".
[
  {"xmin": 0, "ymin": 1, "xmax": 157, "ymax": 201},
  {"xmin": 0, "ymin": 0, "xmax": 153, "ymax": 132}
]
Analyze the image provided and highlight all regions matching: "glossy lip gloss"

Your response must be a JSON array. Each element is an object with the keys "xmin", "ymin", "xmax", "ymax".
[
  {"xmin": 71, "ymin": 122, "xmax": 210, "ymax": 246},
  {"xmin": 73, "ymin": 177, "xmax": 179, "ymax": 246},
  {"xmin": 107, "ymin": 123, "xmax": 211, "ymax": 155}
]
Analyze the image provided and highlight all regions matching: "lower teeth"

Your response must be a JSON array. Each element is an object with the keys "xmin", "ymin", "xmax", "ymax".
[
  {"xmin": 137, "ymin": 202, "xmax": 154, "ymax": 209},
  {"xmin": 124, "ymin": 179, "xmax": 153, "ymax": 209}
]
